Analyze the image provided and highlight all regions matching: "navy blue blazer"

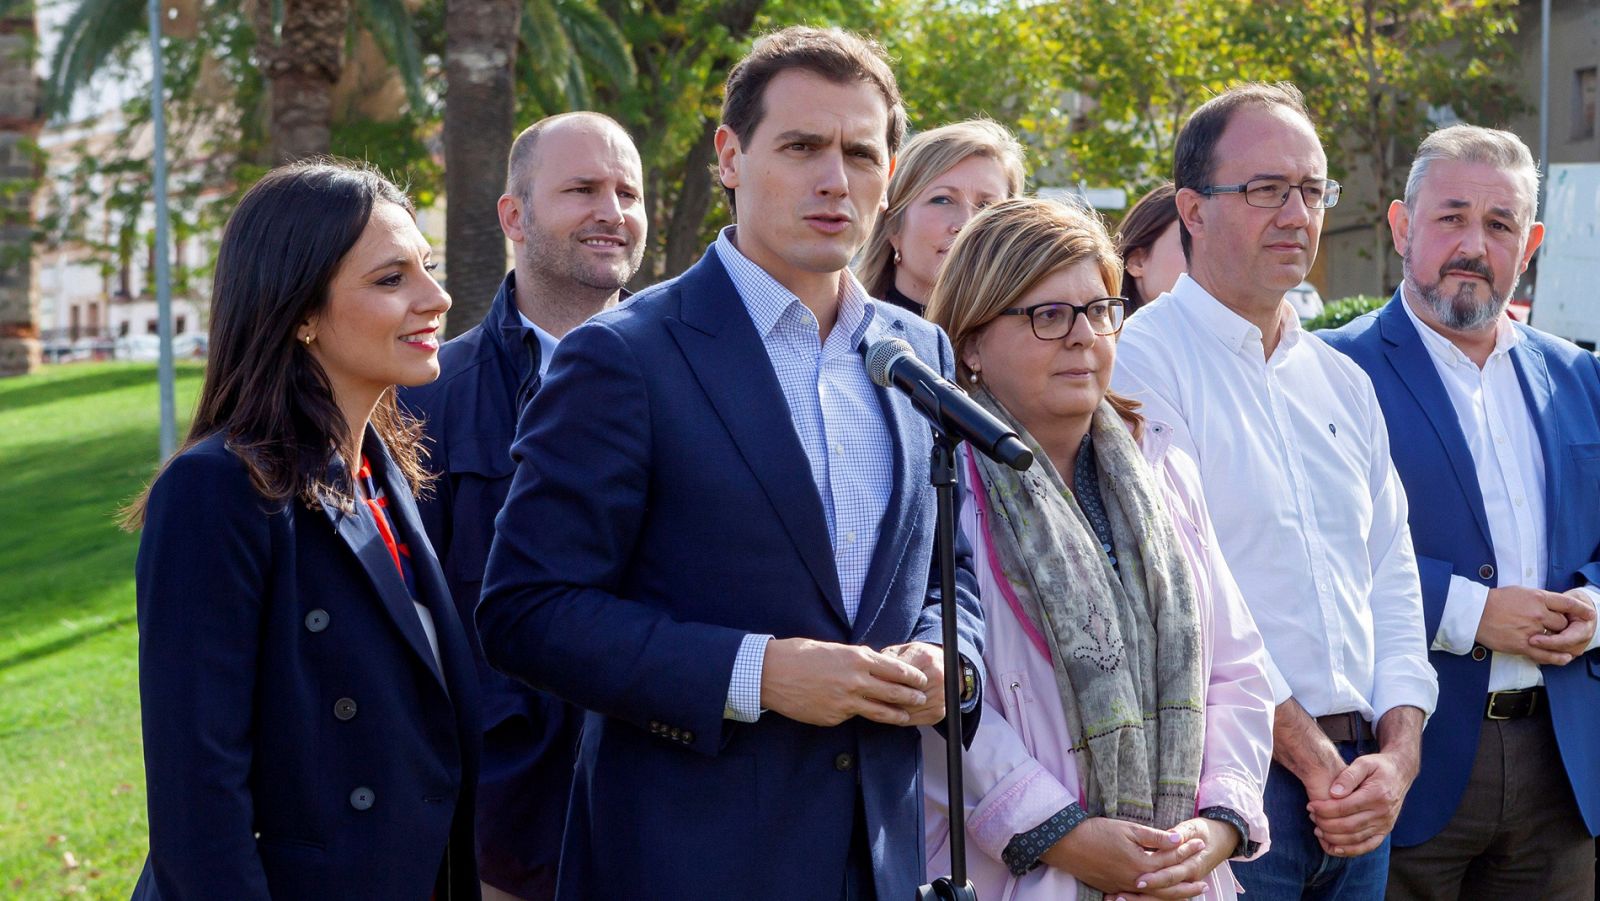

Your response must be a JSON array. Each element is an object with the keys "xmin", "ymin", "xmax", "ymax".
[
  {"xmin": 477, "ymin": 247, "xmax": 985, "ymax": 900},
  {"xmin": 1323, "ymin": 292, "xmax": 1600, "ymax": 846},
  {"xmin": 400, "ymin": 273, "xmax": 581, "ymax": 898},
  {"xmin": 132, "ymin": 430, "xmax": 482, "ymax": 900}
]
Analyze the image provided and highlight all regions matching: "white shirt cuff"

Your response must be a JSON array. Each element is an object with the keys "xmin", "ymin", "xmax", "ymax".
[
  {"xmin": 1433, "ymin": 575, "xmax": 1490, "ymax": 655},
  {"xmin": 724, "ymin": 633, "xmax": 772, "ymax": 722},
  {"xmin": 1575, "ymin": 586, "xmax": 1600, "ymax": 653}
]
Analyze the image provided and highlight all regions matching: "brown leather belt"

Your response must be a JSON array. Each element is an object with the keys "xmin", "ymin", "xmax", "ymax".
[
  {"xmin": 1315, "ymin": 711, "xmax": 1375, "ymax": 743},
  {"xmin": 1485, "ymin": 687, "xmax": 1544, "ymax": 720}
]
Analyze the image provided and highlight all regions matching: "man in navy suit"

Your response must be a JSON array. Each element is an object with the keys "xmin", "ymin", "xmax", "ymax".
[
  {"xmin": 402, "ymin": 113, "xmax": 646, "ymax": 901},
  {"xmin": 1323, "ymin": 124, "xmax": 1600, "ymax": 898},
  {"xmin": 477, "ymin": 26, "xmax": 984, "ymax": 900}
]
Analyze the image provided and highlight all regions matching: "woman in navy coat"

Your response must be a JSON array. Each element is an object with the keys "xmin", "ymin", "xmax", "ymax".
[{"xmin": 125, "ymin": 162, "xmax": 481, "ymax": 900}]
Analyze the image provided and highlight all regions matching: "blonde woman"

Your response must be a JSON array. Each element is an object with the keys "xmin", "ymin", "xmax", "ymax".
[
  {"xmin": 922, "ymin": 198, "xmax": 1275, "ymax": 900},
  {"xmin": 858, "ymin": 118, "xmax": 1025, "ymax": 314}
]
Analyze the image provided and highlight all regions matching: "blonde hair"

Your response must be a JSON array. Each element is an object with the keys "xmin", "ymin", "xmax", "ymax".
[
  {"xmin": 925, "ymin": 197, "xmax": 1142, "ymax": 433},
  {"xmin": 858, "ymin": 118, "xmax": 1026, "ymax": 299}
]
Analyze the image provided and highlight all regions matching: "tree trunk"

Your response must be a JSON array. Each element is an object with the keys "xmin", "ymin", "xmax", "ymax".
[
  {"xmin": 0, "ymin": 6, "xmax": 42, "ymax": 377},
  {"xmin": 442, "ymin": 0, "xmax": 520, "ymax": 337},
  {"xmin": 662, "ymin": 117, "xmax": 719, "ymax": 278},
  {"xmin": 256, "ymin": 0, "xmax": 349, "ymax": 164}
]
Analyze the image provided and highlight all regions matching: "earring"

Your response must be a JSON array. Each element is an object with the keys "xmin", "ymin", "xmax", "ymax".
[
  {"xmin": 301, "ymin": 334, "xmax": 314, "ymax": 346},
  {"xmin": 968, "ymin": 371, "xmax": 979, "ymax": 384},
  {"xmin": 893, "ymin": 248, "xmax": 902, "ymax": 265}
]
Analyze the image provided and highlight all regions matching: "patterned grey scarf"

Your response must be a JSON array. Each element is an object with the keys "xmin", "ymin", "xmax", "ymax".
[{"xmin": 971, "ymin": 390, "xmax": 1206, "ymax": 848}]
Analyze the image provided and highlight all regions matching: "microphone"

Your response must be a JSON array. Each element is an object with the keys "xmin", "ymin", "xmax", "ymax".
[{"xmin": 864, "ymin": 338, "xmax": 1033, "ymax": 472}]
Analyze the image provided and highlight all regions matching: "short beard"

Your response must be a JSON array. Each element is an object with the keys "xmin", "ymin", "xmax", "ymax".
[
  {"xmin": 1402, "ymin": 246, "xmax": 1509, "ymax": 332},
  {"xmin": 520, "ymin": 208, "xmax": 643, "ymax": 295}
]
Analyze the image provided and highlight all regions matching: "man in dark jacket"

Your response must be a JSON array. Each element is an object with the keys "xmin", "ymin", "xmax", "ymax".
[{"xmin": 400, "ymin": 111, "xmax": 646, "ymax": 901}]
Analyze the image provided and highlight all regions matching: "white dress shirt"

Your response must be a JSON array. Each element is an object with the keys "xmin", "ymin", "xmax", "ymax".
[
  {"xmin": 712, "ymin": 227, "xmax": 895, "ymax": 721},
  {"xmin": 1112, "ymin": 275, "xmax": 1437, "ymax": 724},
  {"xmin": 1400, "ymin": 297, "xmax": 1600, "ymax": 690}
]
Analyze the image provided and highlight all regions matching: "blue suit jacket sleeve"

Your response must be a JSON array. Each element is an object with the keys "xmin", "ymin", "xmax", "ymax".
[
  {"xmin": 1580, "ymin": 353, "xmax": 1600, "ymax": 591},
  {"xmin": 136, "ymin": 450, "xmax": 274, "ymax": 900},
  {"xmin": 477, "ymin": 320, "xmax": 747, "ymax": 757}
]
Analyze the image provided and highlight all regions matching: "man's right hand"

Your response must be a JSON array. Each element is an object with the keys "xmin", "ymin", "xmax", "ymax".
[
  {"xmin": 1039, "ymin": 818, "xmax": 1206, "ymax": 898},
  {"xmin": 759, "ymin": 638, "xmax": 930, "ymax": 727},
  {"xmin": 1476, "ymin": 586, "xmax": 1576, "ymax": 665}
]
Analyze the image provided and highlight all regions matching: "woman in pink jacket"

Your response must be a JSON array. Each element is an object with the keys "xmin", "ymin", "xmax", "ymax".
[{"xmin": 922, "ymin": 198, "xmax": 1277, "ymax": 901}]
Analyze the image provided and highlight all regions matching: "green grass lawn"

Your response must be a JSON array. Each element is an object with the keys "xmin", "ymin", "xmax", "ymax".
[{"xmin": 0, "ymin": 362, "xmax": 203, "ymax": 899}]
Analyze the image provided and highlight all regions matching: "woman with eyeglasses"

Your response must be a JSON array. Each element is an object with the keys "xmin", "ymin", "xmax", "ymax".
[
  {"xmin": 857, "ymin": 118, "xmax": 1026, "ymax": 315},
  {"xmin": 921, "ymin": 198, "xmax": 1275, "ymax": 901},
  {"xmin": 125, "ymin": 162, "xmax": 480, "ymax": 900}
]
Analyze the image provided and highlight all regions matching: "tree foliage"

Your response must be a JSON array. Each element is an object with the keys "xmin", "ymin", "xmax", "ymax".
[{"xmin": 37, "ymin": 0, "xmax": 1529, "ymax": 315}]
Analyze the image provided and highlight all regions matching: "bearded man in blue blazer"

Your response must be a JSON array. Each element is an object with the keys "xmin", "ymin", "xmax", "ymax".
[
  {"xmin": 1323, "ymin": 124, "xmax": 1600, "ymax": 899},
  {"xmin": 477, "ymin": 26, "xmax": 984, "ymax": 901}
]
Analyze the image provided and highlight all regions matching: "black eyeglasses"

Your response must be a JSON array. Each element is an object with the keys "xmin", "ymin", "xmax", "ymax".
[
  {"xmin": 1198, "ymin": 177, "xmax": 1341, "ymax": 210},
  {"xmin": 999, "ymin": 298, "xmax": 1126, "ymax": 340}
]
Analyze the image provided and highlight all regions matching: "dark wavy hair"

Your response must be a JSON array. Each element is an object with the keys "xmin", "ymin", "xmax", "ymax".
[{"xmin": 125, "ymin": 160, "xmax": 432, "ymax": 527}]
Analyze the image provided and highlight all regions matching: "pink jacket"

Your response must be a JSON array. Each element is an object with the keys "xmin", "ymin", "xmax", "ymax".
[{"xmin": 923, "ymin": 421, "xmax": 1277, "ymax": 901}]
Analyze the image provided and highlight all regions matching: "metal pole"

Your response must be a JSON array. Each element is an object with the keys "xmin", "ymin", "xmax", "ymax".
[
  {"xmin": 148, "ymin": 0, "xmax": 176, "ymax": 459},
  {"xmin": 1538, "ymin": 0, "xmax": 1551, "ymax": 219}
]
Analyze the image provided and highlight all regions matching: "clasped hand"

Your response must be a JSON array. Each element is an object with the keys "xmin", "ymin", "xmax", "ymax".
[
  {"xmin": 1304, "ymin": 749, "xmax": 1416, "ymax": 857},
  {"xmin": 1477, "ymin": 586, "xmax": 1597, "ymax": 665},
  {"xmin": 1041, "ymin": 816, "xmax": 1234, "ymax": 900},
  {"xmin": 759, "ymin": 638, "xmax": 945, "ymax": 727}
]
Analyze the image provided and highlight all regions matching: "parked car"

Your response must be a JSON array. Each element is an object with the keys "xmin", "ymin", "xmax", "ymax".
[
  {"xmin": 114, "ymin": 335, "xmax": 163, "ymax": 362},
  {"xmin": 173, "ymin": 333, "xmax": 208, "ymax": 358},
  {"xmin": 1286, "ymin": 280, "xmax": 1325, "ymax": 321}
]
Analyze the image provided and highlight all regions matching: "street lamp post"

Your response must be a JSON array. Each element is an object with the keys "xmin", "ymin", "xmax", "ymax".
[{"xmin": 148, "ymin": 0, "xmax": 176, "ymax": 459}]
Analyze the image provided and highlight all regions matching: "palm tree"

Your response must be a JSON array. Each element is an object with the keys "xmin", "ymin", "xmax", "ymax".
[
  {"xmin": 46, "ymin": 0, "xmax": 426, "ymax": 164},
  {"xmin": 0, "ymin": 0, "xmax": 44, "ymax": 376}
]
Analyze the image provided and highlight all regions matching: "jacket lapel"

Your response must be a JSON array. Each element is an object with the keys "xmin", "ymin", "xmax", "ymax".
[
  {"xmin": 664, "ymin": 249, "xmax": 848, "ymax": 626},
  {"xmin": 1509, "ymin": 337, "xmax": 1563, "ymax": 550},
  {"xmin": 319, "ymin": 441, "xmax": 450, "ymax": 692},
  {"xmin": 1377, "ymin": 291, "xmax": 1493, "ymax": 547},
  {"xmin": 851, "ymin": 307, "xmax": 928, "ymax": 642}
]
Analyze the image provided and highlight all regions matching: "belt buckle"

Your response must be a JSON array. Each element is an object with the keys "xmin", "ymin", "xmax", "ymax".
[
  {"xmin": 1485, "ymin": 691, "xmax": 1511, "ymax": 720},
  {"xmin": 1484, "ymin": 689, "xmax": 1534, "ymax": 720}
]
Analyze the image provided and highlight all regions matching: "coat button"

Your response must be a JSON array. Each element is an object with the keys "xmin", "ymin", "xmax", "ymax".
[
  {"xmin": 682, "ymin": 730, "xmax": 694, "ymax": 744},
  {"xmin": 834, "ymin": 753, "xmax": 855, "ymax": 772},
  {"xmin": 1471, "ymin": 644, "xmax": 1488, "ymax": 661},
  {"xmin": 333, "ymin": 698, "xmax": 358, "ymax": 721},
  {"xmin": 669, "ymin": 727, "xmax": 682, "ymax": 741},
  {"xmin": 304, "ymin": 609, "xmax": 330, "ymax": 632},
  {"xmin": 349, "ymin": 787, "xmax": 375, "ymax": 811},
  {"xmin": 1479, "ymin": 563, "xmax": 1495, "ymax": 580}
]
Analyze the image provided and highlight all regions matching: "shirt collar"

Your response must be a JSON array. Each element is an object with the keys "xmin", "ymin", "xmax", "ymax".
[
  {"xmin": 713, "ymin": 225, "xmax": 873, "ymax": 346},
  {"xmin": 1399, "ymin": 286, "xmax": 1521, "ymax": 370},
  {"xmin": 516, "ymin": 307, "xmax": 561, "ymax": 377},
  {"xmin": 1172, "ymin": 273, "xmax": 1302, "ymax": 356}
]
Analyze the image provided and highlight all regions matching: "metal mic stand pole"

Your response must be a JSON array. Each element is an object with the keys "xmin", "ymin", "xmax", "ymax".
[{"xmin": 916, "ymin": 427, "xmax": 977, "ymax": 901}]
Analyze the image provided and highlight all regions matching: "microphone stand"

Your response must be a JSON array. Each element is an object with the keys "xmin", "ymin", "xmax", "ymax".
[{"xmin": 916, "ymin": 424, "xmax": 978, "ymax": 901}]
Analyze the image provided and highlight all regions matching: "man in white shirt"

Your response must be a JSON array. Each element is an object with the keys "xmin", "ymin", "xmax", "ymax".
[
  {"xmin": 1322, "ymin": 124, "xmax": 1600, "ymax": 899},
  {"xmin": 1112, "ymin": 82, "xmax": 1437, "ymax": 900}
]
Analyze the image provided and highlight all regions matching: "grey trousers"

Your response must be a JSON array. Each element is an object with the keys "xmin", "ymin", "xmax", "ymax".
[{"xmin": 1387, "ymin": 701, "xmax": 1594, "ymax": 901}]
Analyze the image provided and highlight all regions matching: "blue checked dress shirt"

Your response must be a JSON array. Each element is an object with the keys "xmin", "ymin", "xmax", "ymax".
[{"xmin": 714, "ymin": 227, "xmax": 895, "ymax": 722}]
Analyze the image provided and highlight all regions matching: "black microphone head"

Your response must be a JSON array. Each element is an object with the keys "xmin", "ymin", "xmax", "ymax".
[{"xmin": 864, "ymin": 337, "xmax": 916, "ymax": 388}]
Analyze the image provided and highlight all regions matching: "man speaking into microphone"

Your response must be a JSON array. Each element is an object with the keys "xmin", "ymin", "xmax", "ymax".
[{"xmin": 477, "ymin": 26, "xmax": 985, "ymax": 901}]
